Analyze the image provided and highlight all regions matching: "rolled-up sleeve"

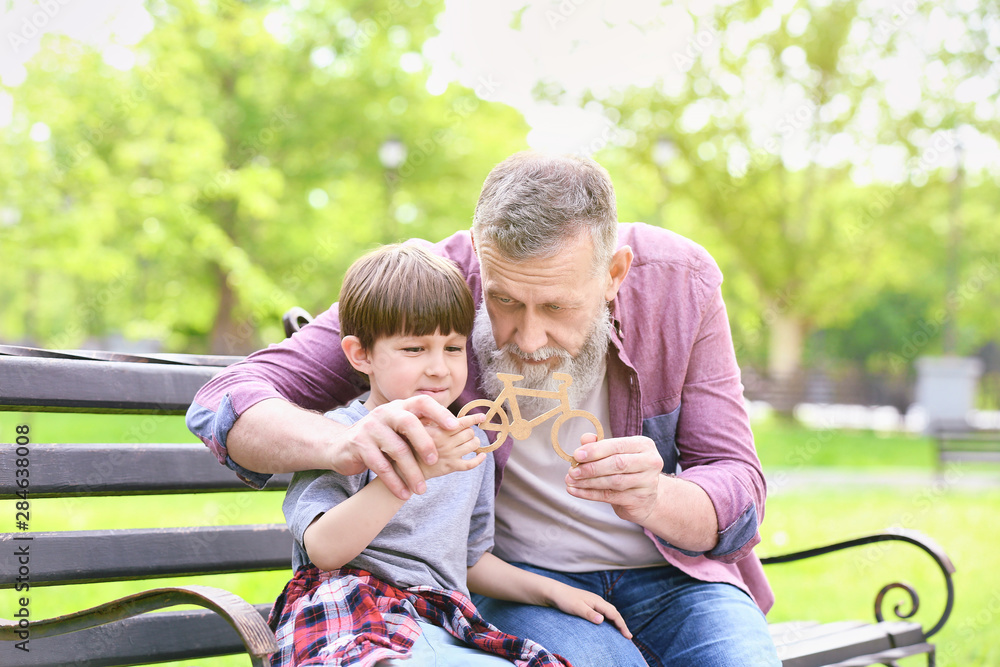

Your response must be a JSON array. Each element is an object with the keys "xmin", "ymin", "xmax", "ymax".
[
  {"xmin": 185, "ymin": 303, "xmax": 367, "ymax": 488},
  {"xmin": 669, "ymin": 287, "xmax": 765, "ymax": 564}
]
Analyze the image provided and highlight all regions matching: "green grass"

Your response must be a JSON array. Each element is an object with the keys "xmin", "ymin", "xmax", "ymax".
[
  {"xmin": 752, "ymin": 417, "xmax": 939, "ymax": 469},
  {"xmin": 3, "ymin": 412, "xmax": 999, "ymax": 665},
  {"xmin": 2, "ymin": 411, "xmax": 194, "ymax": 445},
  {"xmin": 763, "ymin": 488, "xmax": 1000, "ymax": 666}
]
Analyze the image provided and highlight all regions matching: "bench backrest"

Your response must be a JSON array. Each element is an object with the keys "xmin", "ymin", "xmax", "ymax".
[{"xmin": 0, "ymin": 349, "xmax": 294, "ymax": 665}]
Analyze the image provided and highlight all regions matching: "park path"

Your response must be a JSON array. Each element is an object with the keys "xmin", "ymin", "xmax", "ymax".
[{"xmin": 764, "ymin": 468, "xmax": 1000, "ymax": 493}]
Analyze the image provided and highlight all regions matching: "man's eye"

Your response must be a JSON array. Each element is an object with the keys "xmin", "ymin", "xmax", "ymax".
[
  {"xmin": 547, "ymin": 305, "xmax": 561, "ymax": 311},
  {"xmin": 495, "ymin": 296, "xmax": 512, "ymax": 304}
]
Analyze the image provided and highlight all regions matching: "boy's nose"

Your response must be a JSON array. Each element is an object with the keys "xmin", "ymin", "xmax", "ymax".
[{"xmin": 426, "ymin": 352, "xmax": 448, "ymax": 376}]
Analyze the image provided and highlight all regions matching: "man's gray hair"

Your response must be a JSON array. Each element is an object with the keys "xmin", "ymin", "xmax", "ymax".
[{"xmin": 472, "ymin": 152, "xmax": 618, "ymax": 273}]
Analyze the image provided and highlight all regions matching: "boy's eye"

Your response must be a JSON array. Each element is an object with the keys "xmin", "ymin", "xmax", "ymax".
[
  {"xmin": 403, "ymin": 347, "xmax": 423, "ymax": 353},
  {"xmin": 446, "ymin": 345, "xmax": 464, "ymax": 353}
]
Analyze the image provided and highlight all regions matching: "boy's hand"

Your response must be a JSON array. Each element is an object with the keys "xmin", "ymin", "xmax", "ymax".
[
  {"xmin": 543, "ymin": 580, "xmax": 632, "ymax": 639},
  {"xmin": 418, "ymin": 413, "xmax": 487, "ymax": 480}
]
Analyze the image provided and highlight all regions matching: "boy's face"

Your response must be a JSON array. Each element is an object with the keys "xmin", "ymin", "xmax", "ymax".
[{"xmin": 362, "ymin": 328, "xmax": 469, "ymax": 408}]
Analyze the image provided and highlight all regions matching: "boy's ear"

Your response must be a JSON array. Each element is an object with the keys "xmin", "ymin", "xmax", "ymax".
[{"xmin": 341, "ymin": 335, "xmax": 372, "ymax": 375}]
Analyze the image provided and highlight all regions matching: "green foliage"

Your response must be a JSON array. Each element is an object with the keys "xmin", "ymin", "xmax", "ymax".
[
  {"xmin": 590, "ymin": 1, "xmax": 1000, "ymax": 372},
  {"xmin": 0, "ymin": 0, "xmax": 529, "ymax": 353},
  {"xmin": 1, "ymin": 0, "xmax": 998, "ymax": 374}
]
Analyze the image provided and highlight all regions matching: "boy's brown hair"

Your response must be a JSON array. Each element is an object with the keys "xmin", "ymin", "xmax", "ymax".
[{"xmin": 339, "ymin": 243, "xmax": 474, "ymax": 350}]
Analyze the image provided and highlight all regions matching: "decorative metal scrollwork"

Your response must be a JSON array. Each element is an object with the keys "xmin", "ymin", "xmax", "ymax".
[{"xmin": 875, "ymin": 581, "xmax": 920, "ymax": 621}]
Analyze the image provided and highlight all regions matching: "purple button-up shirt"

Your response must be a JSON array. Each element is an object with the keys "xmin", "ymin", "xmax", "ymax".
[{"xmin": 187, "ymin": 223, "xmax": 774, "ymax": 612}]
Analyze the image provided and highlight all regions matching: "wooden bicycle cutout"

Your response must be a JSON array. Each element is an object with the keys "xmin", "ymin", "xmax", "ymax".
[{"xmin": 458, "ymin": 372, "xmax": 604, "ymax": 465}]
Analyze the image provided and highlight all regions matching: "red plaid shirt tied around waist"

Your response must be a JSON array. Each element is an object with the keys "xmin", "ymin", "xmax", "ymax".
[{"xmin": 267, "ymin": 567, "xmax": 573, "ymax": 667}]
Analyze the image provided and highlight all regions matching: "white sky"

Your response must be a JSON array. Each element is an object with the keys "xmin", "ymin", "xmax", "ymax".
[{"xmin": 2, "ymin": 0, "xmax": 997, "ymax": 180}]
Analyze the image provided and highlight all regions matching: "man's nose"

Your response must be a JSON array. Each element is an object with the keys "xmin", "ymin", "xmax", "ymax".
[{"xmin": 514, "ymin": 310, "xmax": 547, "ymax": 355}]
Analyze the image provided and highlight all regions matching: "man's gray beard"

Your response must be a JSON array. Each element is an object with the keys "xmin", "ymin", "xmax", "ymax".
[{"xmin": 472, "ymin": 301, "xmax": 611, "ymax": 418}]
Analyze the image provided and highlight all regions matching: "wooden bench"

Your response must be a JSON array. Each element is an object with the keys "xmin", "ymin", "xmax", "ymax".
[
  {"xmin": 0, "ymin": 345, "xmax": 291, "ymax": 666},
  {"xmin": 934, "ymin": 428, "xmax": 1000, "ymax": 471},
  {"xmin": 1, "ymin": 336, "xmax": 955, "ymax": 666}
]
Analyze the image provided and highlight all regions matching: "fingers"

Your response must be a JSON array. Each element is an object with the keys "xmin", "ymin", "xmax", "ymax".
[
  {"xmin": 356, "ymin": 404, "xmax": 435, "ymax": 497},
  {"xmin": 377, "ymin": 396, "xmax": 471, "ymax": 467},
  {"xmin": 359, "ymin": 447, "xmax": 413, "ymax": 500},
  {"xmin": 455, "ymin": 412, "xmax": 486, "ymax": 429},
  {"xmin": 591, "ymin": 598, "xmax": 632, "ymax": 639},
  {"xmin": 428, "ymin": 424, "xmax": 483, "ymax": 455},
  {"xmin": 454, "ymin": 451, "xmax": 487, "ymax": 471},
  {"xmin": 344, "ymin": 398, "xmax": 486, "ymax": 499},
  {"xmin": 573, "ymin": 435, "xmax": 656, "ymax": 466},
  {"xmin": 564, "ymin": 436, "xmax": 662, "ymax": 524},
  {"xmin": 570, "ymin": 436, "xmax": 662, "ymax": 483},
  {"xmin": 388, "ymin": 407, "xmax": 440, "ymax": 467},
  {"xmin": 361, "ymin": 429, "xmax": 426, "ymax": 498},
  {"xmin": 400, "ymin": 394, "xmax": 461, "ymax": 431},
  {"xmin": 562, "ymin": 594, "xmax": 632, "ymax": 639}
]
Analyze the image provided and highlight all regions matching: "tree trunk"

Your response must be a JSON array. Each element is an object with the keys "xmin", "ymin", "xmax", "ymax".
[
  {"xmin": 767, "ymin": 312, "xmax": 805, "ymax": 416},
  {"xmin": 208, "ymin": 264, "xmax": 250, "ymax": 355},
  {"xmin": 768, "ymin": 312, "xmax": 804, "ymax": 379}
]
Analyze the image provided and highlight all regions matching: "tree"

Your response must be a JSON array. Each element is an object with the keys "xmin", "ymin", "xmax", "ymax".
[
  {"xmin": 537, "ymin": 0, "xmax": 1000, "ymax": 377},
  {"xmin": 0, "ymin": 0, "xmax": 529, "ymax": 353}
]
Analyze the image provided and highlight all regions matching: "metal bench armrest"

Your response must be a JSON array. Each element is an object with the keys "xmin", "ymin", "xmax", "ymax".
[{"xmin": 760, "ymin": 527, "xmax": 956, "ymax": 638}]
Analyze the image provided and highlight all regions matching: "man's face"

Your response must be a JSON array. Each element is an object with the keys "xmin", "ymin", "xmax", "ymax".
[
  {"xmin": 473, "ymin": 231, "xmax": 628, "ymax": 411},
  {"xmin": 477, "ymin": 231, "xmax": 613, "ymax": 370}
]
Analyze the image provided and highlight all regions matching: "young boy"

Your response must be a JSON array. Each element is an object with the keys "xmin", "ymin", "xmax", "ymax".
[{"xmin": 268, "ymin": 244, "xmax": 629, "ymax": 667}]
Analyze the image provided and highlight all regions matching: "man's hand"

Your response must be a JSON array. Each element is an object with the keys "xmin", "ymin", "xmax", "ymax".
[
  {"xmin": 564, "ymin": 433, "xmax": 663, "ymax": 525},
  {"xmin": 332, "ymin": 395, "xmax": 474, "ymax": 499}
]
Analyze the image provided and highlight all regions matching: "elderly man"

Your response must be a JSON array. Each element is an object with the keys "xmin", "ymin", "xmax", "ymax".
[{"xmin": 188, "ymin": 151, "xmax": 780, "ymax": 666}]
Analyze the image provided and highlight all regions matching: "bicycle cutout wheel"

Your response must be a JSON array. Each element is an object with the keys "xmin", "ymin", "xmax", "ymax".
[
  {"xmin": 457, "ymin": 399, "xmax": 510, "ymax": 452},
  {"xmin": 550, "ymin": 410, "xmax": 605, "ymax": 463}
]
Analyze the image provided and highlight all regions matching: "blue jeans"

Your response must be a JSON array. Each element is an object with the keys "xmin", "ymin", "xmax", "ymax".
[
  {"xmin": 377, "ymin": 621, "xmax": 513, "ymax": 666},
  {"xmin": 472, "ymin": 563, "xmax": 780, "ymax": 667}
]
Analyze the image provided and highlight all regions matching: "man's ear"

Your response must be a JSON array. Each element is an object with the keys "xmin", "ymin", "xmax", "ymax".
[
  {"xmin": 341, "ymin": 335, "xmax": 372, "ymax": 375},
  {"xmin": 604, "ymin": 245, "xmax": 634, "ymax": 302}
]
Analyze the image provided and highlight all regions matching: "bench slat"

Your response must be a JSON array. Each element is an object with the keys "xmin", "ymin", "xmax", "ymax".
[
  {"xmin": 0, "ymin": 443, "xmax": 290, "ymax": 498},
  {"xmin": 0, "ymin": 526, "xmax": 293, "ymax": 587},
  {"xmin": 770, "ymin": 619, "xmax": 867, "ymax": 646},
  {"xmin": 0, "ymin": 356, "xmax": 225, "ymax": 413},
  {"xmin": 825, "ymin": 642, "xmax": 936, "ymax": 666},
  {"xmin": 4, "ymin": 603, "xmax": 273, "ymax": 667},
  {"xmin": 776, "ymin": 621, "xmax": 925, "ymax": 667},
  {"xmin": 0, "ymin": 345, "xmax": 242, "ymax": 368},
  {"xmin": 940, "ymin": 451, "xmax": 1000, "ymax": 463}
]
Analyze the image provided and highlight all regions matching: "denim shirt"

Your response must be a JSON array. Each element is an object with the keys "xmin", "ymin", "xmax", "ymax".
[{"xmin": 186, "ymin": 223, "xmax": 773, "ymax": 613}]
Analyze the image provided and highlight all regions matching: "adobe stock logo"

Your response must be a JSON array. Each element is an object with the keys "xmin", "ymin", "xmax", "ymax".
[{"xmin": 6, "ymin": 0, "xmax": 73, "ymax": 53}]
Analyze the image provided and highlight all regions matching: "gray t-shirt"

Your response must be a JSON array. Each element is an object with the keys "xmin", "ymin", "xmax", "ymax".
[{"xmin": 283, "ymin": 400, "xmax": 495, "ymax": 595}]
